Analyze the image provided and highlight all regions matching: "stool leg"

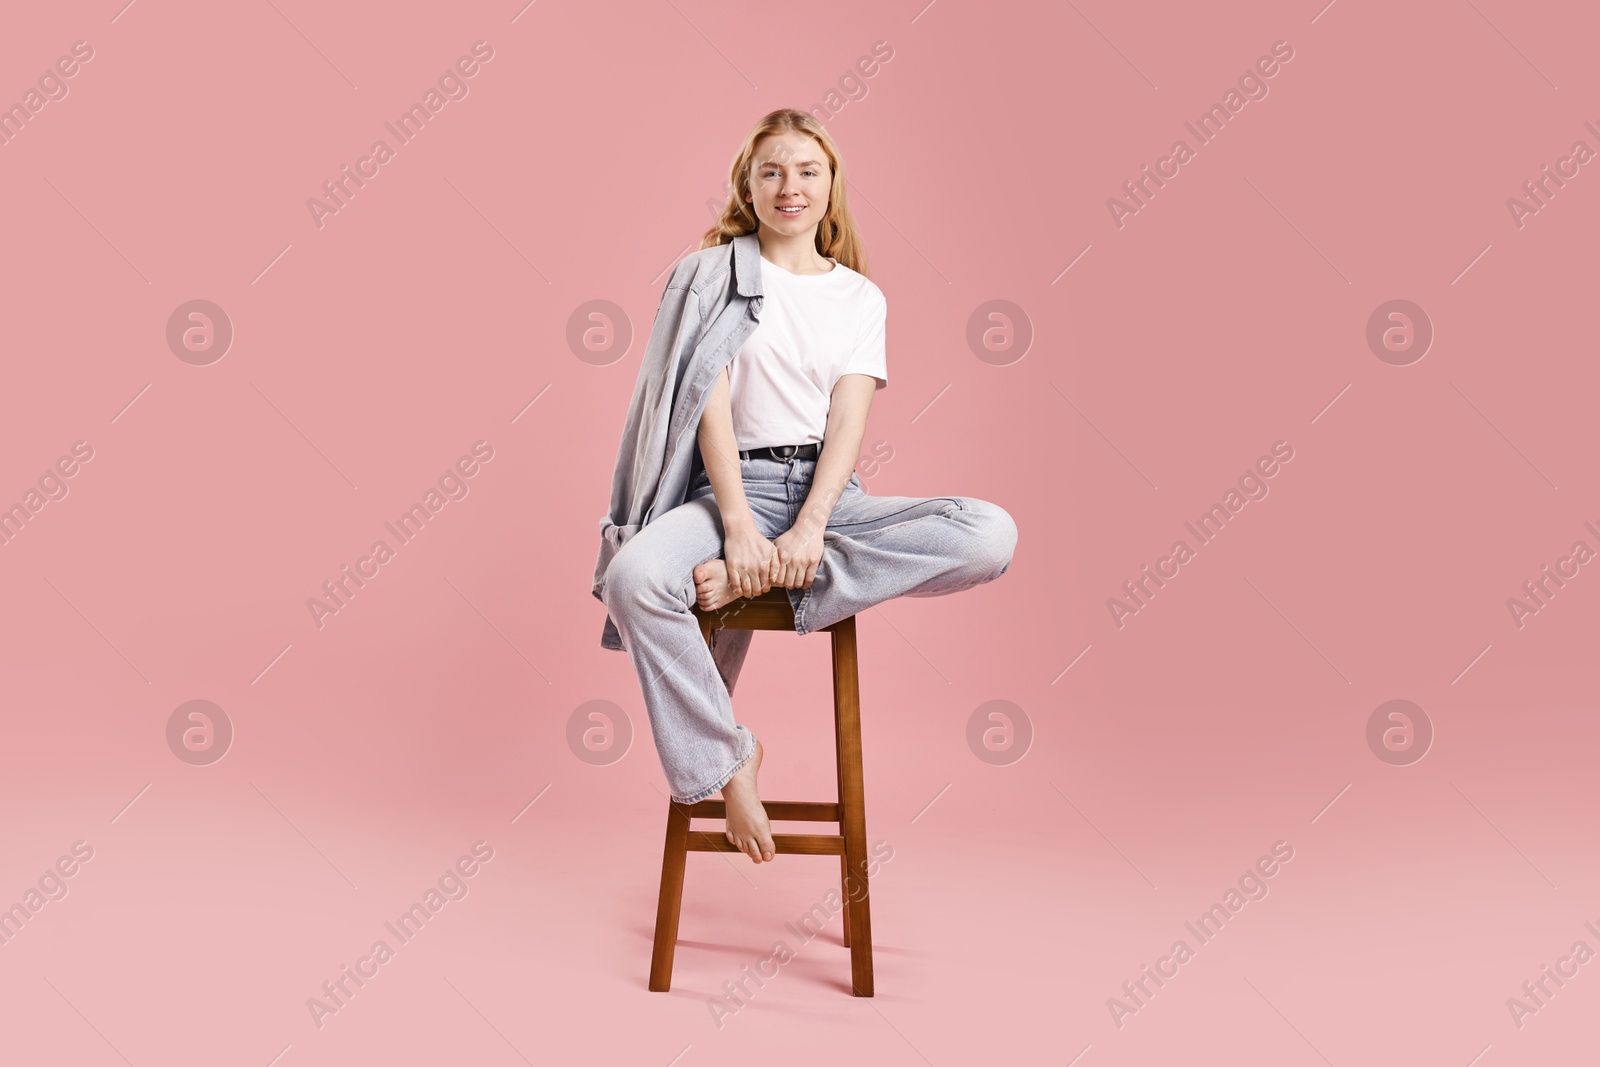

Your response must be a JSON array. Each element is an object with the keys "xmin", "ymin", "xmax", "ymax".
[
  {"xmin": 834, "ymin": 669, "xmax": 852, "ymax": 950},
  {"xmin": 839, "ymin": 854, "xmax": 852, "ymax": 947},
  {"xmin": 830, "ymin": 616, "xmax": 874, "ymax": 996},
  {"xmin": 648, "ymin": 800, "xmax": 692, "ymax": 991}
]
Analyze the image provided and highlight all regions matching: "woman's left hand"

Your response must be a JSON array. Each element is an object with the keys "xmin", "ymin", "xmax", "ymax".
[{"xmin": 771, "ymin": 525, "xmax": 826, "ymax": 588}]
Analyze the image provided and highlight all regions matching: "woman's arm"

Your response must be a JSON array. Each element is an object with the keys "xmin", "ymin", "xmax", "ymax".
[
  {"xmin": 774, "ymin": 372, "xmax": 877, "ymax": 588},
  {"xmin": 698, "ymin": 366, "xmax": 778, "ymax": 598}
]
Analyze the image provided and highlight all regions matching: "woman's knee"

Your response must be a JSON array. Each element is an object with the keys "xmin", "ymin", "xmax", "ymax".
[
  {"xmin": 965, "ymin": 499, "xmax": 1017, "ymax": 578},
  {"xmin": 603, "ymin": 500, "xmax": 722, "ymax": 611},
  {"xmin": 601, "ymin": 543, "xmax": 688, "ymax": 613}
]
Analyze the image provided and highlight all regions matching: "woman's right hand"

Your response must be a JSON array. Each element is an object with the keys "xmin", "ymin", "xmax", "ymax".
[{"xmin": 722, "ymin": 520, "xmax": 776, "ymax": 599}]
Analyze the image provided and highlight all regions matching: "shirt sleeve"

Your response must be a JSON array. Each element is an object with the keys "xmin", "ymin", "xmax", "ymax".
[{"xmin": 841, "ymin": 288, "xmax": 887, "ymax": 390}]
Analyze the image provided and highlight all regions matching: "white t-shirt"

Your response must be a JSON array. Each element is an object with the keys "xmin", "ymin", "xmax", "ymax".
[{"xmin": 727, "ymin": 254, "xmax": 887, "ymax": 451}]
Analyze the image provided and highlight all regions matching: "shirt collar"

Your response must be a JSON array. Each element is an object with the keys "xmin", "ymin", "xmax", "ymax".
[{"xmin": 733, "ymin": 231, "xmax": 763, "ymax": 298}]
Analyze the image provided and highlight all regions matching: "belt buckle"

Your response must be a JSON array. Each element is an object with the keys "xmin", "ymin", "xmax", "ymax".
[{"xmin": 773, "ymin": 444, "xmax": 799, "ymax": 461}]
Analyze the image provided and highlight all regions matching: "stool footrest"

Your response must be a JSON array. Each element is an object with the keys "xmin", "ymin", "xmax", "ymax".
[
  {"xmin": 688, "ymin": 831, "xmax": 844, "ymax": 856},
  {"xmin": 684, "ymin": 800, "xmax": 840, "ymax": 822}
]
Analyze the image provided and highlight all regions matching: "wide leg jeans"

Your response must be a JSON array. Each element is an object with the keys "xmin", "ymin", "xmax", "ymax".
[{"xmin": 600, "ymin": 455, "xmax": 1018, "ymax": 804}]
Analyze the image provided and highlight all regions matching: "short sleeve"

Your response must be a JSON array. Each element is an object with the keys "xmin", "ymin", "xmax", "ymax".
[{"xmin": 841, "ymin": 288, "xmax": 887, "ymax": 390}]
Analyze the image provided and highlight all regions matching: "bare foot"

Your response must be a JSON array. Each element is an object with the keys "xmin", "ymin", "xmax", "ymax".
[
  {"xmin": 721, "ymin": 738, "xmax": 774, "ymax": 863},
  {"xmin": 693, "ymin": 559, "xmax": 752, "ymax": 612},
  {"xmin": 694, "ymin": 557, "xmax": 805, "ymax": 611}
]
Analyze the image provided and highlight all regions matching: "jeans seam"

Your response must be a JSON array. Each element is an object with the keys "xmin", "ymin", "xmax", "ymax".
[
  {"xmin": 827, "ymin": 498, "xmax": 965, "ymax": 543},
  {"xmin": 790, "ymin": 585, "xmax": 812, "ymax": 633},
  {"xmin": 825, "ymin": 497, "xmax": 965, "ymax": 535}
]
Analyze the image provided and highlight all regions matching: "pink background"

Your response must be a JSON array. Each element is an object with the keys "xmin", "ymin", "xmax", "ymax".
[{"xmin": 3, "ymin": 0, "xmax": 1597, "ymax": 1063}]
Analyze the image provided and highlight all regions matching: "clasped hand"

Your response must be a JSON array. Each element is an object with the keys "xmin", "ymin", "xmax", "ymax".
[{"xmin": 722, "ymin": 521, "xmax": 825, "ymax": 599}]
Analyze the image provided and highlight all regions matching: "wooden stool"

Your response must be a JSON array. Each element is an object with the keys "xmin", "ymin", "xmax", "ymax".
[{"xmin": 647, "ymin": 588, "xmax": 874, "ymax": 997}]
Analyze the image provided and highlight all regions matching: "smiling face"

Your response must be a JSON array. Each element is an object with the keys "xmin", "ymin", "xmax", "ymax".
[{"xmin": 744, "ymin": 132, "xmax": 832, "ymax": 234}]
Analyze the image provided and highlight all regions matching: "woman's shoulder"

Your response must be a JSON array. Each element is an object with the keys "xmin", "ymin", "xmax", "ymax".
[
  {"xmin": 829, "ymin": 261, "xmax": 886, "ymax": 307},
  {"xmin": 666, "ymin": 241, "xmax": 738, "ymax": 295}
]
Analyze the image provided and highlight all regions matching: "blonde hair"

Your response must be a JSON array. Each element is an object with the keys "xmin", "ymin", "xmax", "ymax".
[{"xmin": 699, "ymin": 108, "xmax": 869, "ymax": 277}]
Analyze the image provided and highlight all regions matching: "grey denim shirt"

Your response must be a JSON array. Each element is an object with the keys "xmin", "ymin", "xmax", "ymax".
[{"xmin": 591, "ymin": 231, "xmax": 767, "ymax": 651}]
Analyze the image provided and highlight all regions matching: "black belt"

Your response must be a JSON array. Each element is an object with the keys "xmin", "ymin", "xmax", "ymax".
[{"xmin": 739, "ymin": 442, "xmax": 820, "ymax": 462}]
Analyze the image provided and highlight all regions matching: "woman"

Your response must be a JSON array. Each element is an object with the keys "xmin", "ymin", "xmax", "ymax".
[{"xmin": 594, "ymin": 108, "xmax": 1017, "ymax": 864}]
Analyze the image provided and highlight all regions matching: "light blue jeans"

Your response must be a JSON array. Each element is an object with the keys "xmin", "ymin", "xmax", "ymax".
[{"xmin": 600, "ymin": 455, "xmax": 1017, "ymax": 804}]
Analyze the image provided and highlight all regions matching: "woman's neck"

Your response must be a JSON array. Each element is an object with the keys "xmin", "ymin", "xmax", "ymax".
[{"xmin": 756, "ymin": 230, "xmax": 832, "ymax": 275}]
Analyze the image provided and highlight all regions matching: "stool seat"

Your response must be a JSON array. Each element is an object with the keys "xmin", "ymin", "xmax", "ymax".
[{"xmin": 648, "ymin": 588, "xmax": 875, "ymax": 996}]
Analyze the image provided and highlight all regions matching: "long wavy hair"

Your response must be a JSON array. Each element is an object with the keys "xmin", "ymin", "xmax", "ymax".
[{"xmin": 699, "ymin": 108, "xmax": 869, "ymax": 277}]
